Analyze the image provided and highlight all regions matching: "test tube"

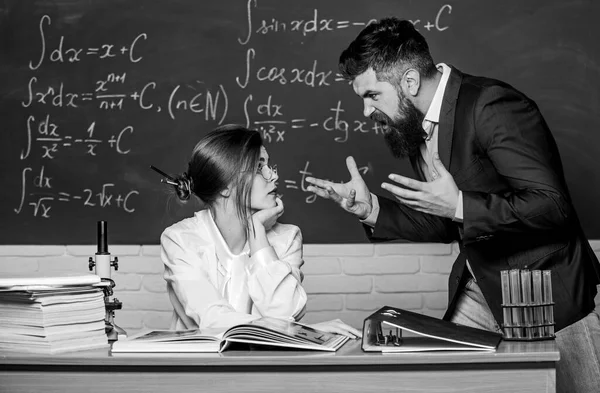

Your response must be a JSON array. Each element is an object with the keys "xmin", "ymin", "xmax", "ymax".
[
  {"xmin": 520, "ymin": 270, "xmax": 534, "ymax": 339},
  {"xmin": 509, "ymin": 269, "xmax": 523, "ymax": 338},
  {"xmin": 500, "ymin": 270, "xmax": 513, "ymax": 338},
  {"xmin": 532, "ymin": 270, "xmax": 545, "ymax": 337},
  {"xmin": 542, "ymin": 270, "xmax": 555, "ymax": 336}
]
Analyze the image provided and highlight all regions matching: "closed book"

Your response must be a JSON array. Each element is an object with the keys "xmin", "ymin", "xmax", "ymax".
[{"xmin": 0, "ymin": 271, "xmax": 100, "ymax": 289}]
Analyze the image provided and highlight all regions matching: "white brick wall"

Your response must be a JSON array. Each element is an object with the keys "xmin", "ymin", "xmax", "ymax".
[{"xmin": 2, "ymin": 241, "xmax": 600, "ymax": 337}]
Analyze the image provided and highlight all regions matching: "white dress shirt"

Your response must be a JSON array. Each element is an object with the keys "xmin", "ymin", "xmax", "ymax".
[
  {"xmin": 364, "ymin": 63, "xmax": 458, "ymax": 224},
  {"xmin": 363, "ymin": 63, "xmax": 473, "ymax": 277},
  {"xmin": 161, "ymin": 209, "xmax": 307, "ymax": 331}
]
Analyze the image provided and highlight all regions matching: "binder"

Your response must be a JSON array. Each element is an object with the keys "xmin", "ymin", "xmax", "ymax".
[{"xmin": 361, "ymin": 306, "xmax": 502, "ymax": 353}]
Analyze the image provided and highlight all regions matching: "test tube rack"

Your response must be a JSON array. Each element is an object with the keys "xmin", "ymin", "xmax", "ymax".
[{"xmin": 500, "ymin": 269, "xmax": 555, "ymax": 341}]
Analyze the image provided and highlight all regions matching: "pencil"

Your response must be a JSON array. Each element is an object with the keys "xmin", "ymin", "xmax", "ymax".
[{"xmin": 150, "ymin": 165, "xmax": 175, "ymax": 181}]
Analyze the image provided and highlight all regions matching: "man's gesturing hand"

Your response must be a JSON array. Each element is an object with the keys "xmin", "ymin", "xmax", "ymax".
[
  {"xmin": 382, "ymin": 153, "xmax": 459, "ymax": 219},
  {"xmin": 305, "ymin": 156, "xmax": 373, "ymax": 220}
]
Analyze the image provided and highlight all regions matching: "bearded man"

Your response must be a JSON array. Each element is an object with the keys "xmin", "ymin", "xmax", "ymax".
[{"xmin": 306, "ymin": 17, "xmax": 600, "ymax": 393}]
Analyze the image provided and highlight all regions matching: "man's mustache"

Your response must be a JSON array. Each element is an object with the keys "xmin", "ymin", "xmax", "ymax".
[{"xmin": 370, "ymin": 111, "xmax": 389, "ymax": 125}]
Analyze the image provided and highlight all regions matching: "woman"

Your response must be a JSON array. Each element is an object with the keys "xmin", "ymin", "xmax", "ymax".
[{"xmin": 158, "ymin": 124, "xmax": 360, "ymax": 338}]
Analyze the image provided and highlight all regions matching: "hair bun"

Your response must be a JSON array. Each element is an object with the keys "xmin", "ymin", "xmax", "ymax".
[{"xmin": 174, "ymin": 172, "xmax": 193, "ymax": 201}]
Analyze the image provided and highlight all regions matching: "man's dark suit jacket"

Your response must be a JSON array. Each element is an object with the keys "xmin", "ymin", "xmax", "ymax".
[{"xmin": 369, "ymin": 66, "xmax": 600, "ymax": 332}]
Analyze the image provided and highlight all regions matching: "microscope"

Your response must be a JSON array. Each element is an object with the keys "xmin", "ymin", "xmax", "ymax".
[{"xmin": 88, "ymin": 220, "xmax": 127, "ymax": 342}]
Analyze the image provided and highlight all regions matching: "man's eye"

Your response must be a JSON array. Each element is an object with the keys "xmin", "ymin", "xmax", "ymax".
[{"xmin": 369, "ymin": 94, "xmax": 378, "ymax": 100}]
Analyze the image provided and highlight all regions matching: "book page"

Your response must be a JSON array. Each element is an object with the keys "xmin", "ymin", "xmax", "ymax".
[
  {"xmin": 228, "ymin": 317, "xmax": 337, "ymax": 345},
  {"xmin": 125, "ymin": 328, "xmax": 224, "ymax": 343}
]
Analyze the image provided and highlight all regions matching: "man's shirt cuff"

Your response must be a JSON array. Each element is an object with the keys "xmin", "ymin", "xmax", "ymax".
[
  {"xmin": 361, "ymin": 193, "xmax": 380, "ymax": 228},
  {"xmin": 453, "ymin": 191, "xmax": 463, "ymax": 223}
]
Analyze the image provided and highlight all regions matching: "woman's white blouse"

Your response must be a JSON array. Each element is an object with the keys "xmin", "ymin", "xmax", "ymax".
[{"xmin": 160, "ymin": 210, "xmax": 307, "ymax": 330}]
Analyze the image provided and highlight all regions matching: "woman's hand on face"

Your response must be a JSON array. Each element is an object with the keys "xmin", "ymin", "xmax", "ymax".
[
  {"xmin": 251, "ymin": 197, "xmax": 284, "ymax": 231},
  {"xmin": 308, "ymin": 319, "xmax": 362, "ymax": 339}
]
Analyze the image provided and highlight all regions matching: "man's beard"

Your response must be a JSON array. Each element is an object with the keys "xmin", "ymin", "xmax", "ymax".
[{"xmin": 371, "ymin": 93, "xmax": 426, "ymax": 159}]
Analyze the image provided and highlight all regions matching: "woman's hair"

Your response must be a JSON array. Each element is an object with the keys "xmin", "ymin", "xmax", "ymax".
[
  {"xmin": 339, "ymin": 18, "xmax": 437, "ymax": 87},
  {"xmin": 172, "ymin": 124, "xmax": 263, "ymax": 235}
]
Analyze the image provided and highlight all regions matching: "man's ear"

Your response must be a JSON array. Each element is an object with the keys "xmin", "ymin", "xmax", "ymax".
[{"xmin": 403, "ymin": 69, "xmax": 421, "ymax": 97}]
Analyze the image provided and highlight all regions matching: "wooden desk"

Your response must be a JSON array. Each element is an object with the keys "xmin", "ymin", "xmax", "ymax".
[{"xmin": 0, "ymin": 340, "xmax": 558, "ymax": 393}]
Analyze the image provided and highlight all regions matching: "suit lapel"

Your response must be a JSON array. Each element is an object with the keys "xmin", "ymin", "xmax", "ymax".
[{"xmin": 438, "ymin": 66, "xmax": 463, "ymax": 171}]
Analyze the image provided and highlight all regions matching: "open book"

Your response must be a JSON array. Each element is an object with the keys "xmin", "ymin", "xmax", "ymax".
[
  {"xmin": 362, "ymin": 306, "xmax": 502, "ymax": 353},
  {"xmin": 111, "ymin": 317, "xmax": 350, "ymax": 353}
]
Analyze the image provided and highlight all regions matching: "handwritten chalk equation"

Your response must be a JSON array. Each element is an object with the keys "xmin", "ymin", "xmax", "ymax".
[
  {"xmin": 14, "ymin": 166, "xmax": 139, "ymax": 218},
  {"xmin": 29, "ymin": 15, "xmax": 147, "ymax": 70},
  {"xmin": 243, "ymin": 95, "xmax": 384, "ymax": 143},
  {"xmin": 280, "ymin": 161, "xmax": 370, "ymax": 204},
  {"xmin": 252, "ymin": 117, "xmax": 383, "ymax": 144},
  {"xmin": 21, "ymin": 76, "xmax": 229, "ymax": 123},
  {"xmin": 236, "ymin": 49, "xmax": 333, "ymax": 89},
  {"xmin": 239, "ymin": 1, "xmax": 452, "ymax": 44},
  {"xmin": 21, "ymin": 117, "xmax": 133, "ymax": 160}
]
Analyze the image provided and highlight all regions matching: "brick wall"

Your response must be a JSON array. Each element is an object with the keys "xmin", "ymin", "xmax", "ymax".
[{"xmin": 2, "ymin": 241, "xmax": 600, "ymax": 337}]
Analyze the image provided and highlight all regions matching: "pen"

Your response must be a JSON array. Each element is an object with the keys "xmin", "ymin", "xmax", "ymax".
[
  {"xmin": 150, "ymin": 165, "xmax": 178, "ymax": 186},
  {"xmin": 160, "ymin": 178, "xmax": 178, "ymax": 186}
]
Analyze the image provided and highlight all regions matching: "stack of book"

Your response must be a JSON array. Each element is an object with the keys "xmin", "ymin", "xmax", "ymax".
[{"xmin": 0, "ymin": 272, "xmax": 109, "ymax": 354}]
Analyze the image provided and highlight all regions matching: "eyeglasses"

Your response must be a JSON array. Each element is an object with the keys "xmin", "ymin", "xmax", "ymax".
[{"xmin": 257, "ymin": 164, "xmax": 278, "ymax": 181}]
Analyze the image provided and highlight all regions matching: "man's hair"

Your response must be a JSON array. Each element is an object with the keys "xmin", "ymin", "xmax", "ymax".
[{"xmin": 339, "ymin": 18, "xmax": 437, "ymax": 85}]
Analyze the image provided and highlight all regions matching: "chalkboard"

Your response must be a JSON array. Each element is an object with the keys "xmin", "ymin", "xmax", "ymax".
[{"xmin": 2, "ymin": 0, "xmax": 600, "ymax": 244}]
